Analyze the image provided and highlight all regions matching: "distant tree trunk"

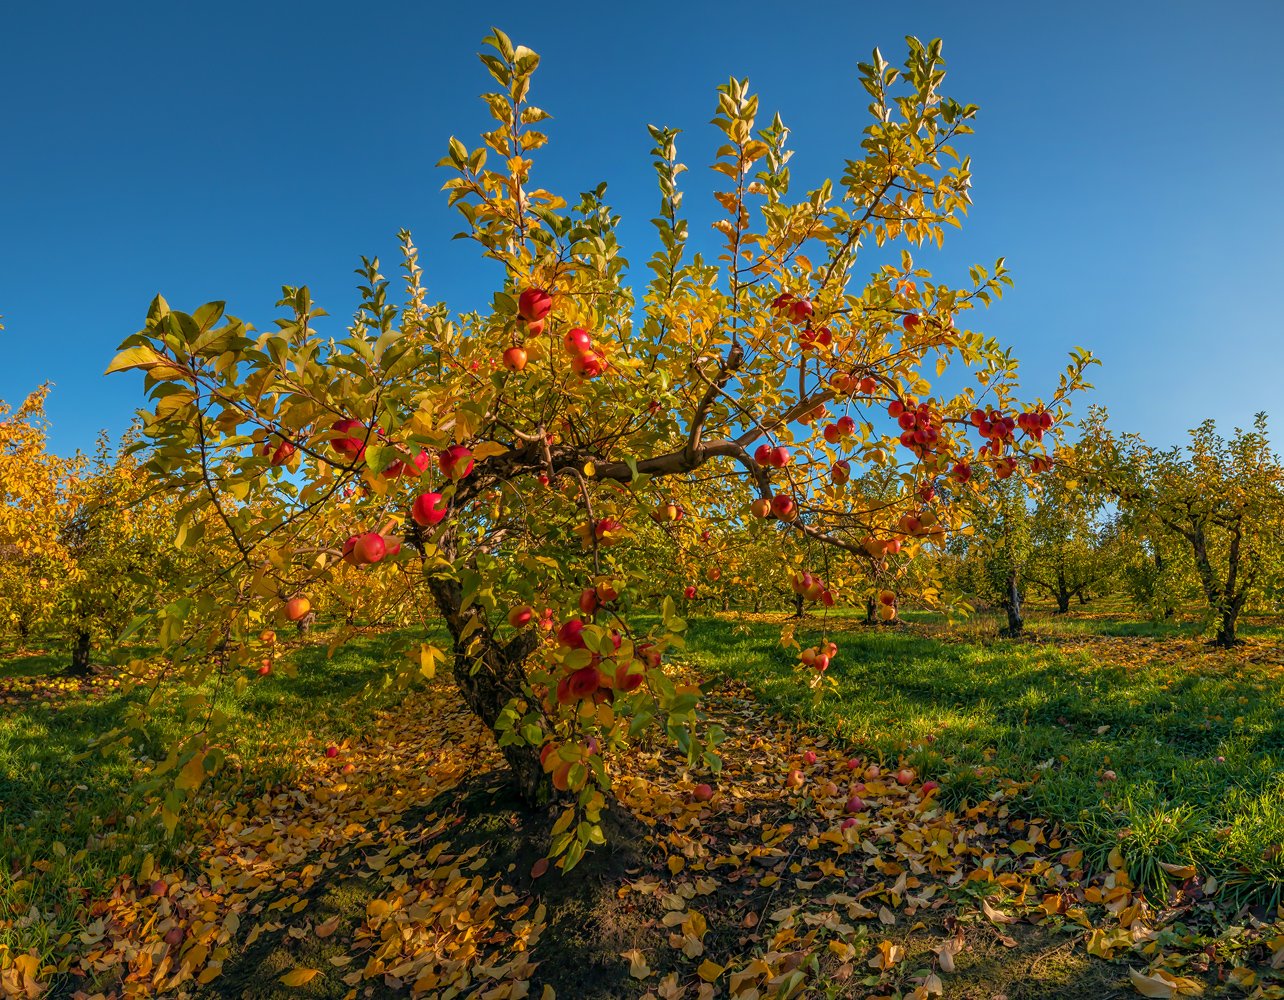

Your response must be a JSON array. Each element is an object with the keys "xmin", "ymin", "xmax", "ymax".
[
  {"xmin": 791, "ymin": 591, "xmax": 804, "ymax": 619},
  {"xmin": 1054, "ymin": 569, "xmax": 1071, "ymax": 614},
  {"xmin": 752, "ymin": 592, "xmax": 762, "ymax": 613},
  {"xmin": 67, "ymin": 629, "xmax": 92, "ymax": 676},
  {"xmin": 296, "ymin": 612, "xmax": 315, "ymax": 636},
  {"xmin": 1077, "ymin": 590, "xmax": 1090, "ymax": 606},
  {"xmin": 17, "ymin": 620, "xmax": 30, "ymax": 648},
  {"xmin": 1001, "ymin": 570, "xmax": 1024, "ymax": 637},
  {"xmin": 721, "ymin": 594, "xmax": 730, "ymax": 612},
  {"xmin": 1214, "ymin": 525, "xmax": 1246, "ymax": 647},
  {"xmin": 426, "ymin": 576, "xmax": 550, "ymax": 806},
  {"xmin": 865, "ymin": 597, "xmax": 877, "ymax": 625},
  {"xmin": 1188, "ymin": 525, "xmax": 1242, "ymax": 647}
]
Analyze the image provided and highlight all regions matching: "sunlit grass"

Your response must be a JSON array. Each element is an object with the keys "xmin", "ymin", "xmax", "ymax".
[{"xmin": 680, "ymin": 607, "xmax": 1284, "ymax": 906}]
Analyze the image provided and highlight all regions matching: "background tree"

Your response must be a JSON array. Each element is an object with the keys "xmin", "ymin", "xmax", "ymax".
[
  {"xmin": 59, "ymin": 433, "xmax": 192, "ymax": 674},
  {"xmin": 1025, "ymin": 454, "xmax": 1115, "ymax": 612},
  {"xmin": 952, "ymin": 475, "xmax": 1033, "ymax": 635},
  {"xmin": 0, "ymin": 387, "xmax": 83, "ymax": 648},
  {"xmin": 1085, "ymin": 411, "xmax": 1284, "ymax": 645},
  {"xmin": 110, "ymin": 33, "xmax": 1092, "ymax": 864}
]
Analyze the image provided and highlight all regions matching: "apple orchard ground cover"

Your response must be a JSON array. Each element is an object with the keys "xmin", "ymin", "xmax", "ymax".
[{"xmin": 9, "ymin": 639, "xmax": 1280, "ymax": 1000}]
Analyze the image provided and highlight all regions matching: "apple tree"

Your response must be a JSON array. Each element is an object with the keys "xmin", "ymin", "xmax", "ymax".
[
  {"xmin": 1084, "ymin": 411, "xmax": 1284, "ymax": 646},
  {"xmin": 0, "ymin": 386, "xmax": 83, "ymax": 648},
  {"xmin": 110, "ymin": 33, "xmax": 1092, "ymax": 863}
]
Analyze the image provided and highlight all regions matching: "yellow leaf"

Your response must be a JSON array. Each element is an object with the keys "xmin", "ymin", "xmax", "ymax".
[
  {"xmin": 175, "ymin": 751, "xmax": 207, "ymax": 792},
  {"xmin": 668, "ymin": 855, "xmax": 685, "ymax": 875},
  {"xmin": 314, "ymin": 915, "xmax": 341, "ymax": 938},
  {"xmin": 621, "ymin": 949, "xmax": 651, "ymax": 979},
  {"xmin": 472, "ymin": 441, "xmax": 509, "ymax": 461},
  {"xmin": 279, "ymin": 968, "xmax": 321, "ymax": 987},
  {"xmin": 697, "ymin": 959, "xmax": 724, "ymax": 983},
  {"xmin": 981, "ymin": 898, "xmax": 1016, "ymax": 925},
  {"xmin": 1128, "ymin": 968, "xmax": 1180, "ymax": 998}
]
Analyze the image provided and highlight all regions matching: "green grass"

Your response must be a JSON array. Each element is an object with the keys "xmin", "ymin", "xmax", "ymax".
[
  {"xmin": 0, "ymin": 632, "xmax": 423, "ymax": 967},
  {"xmin": 681, "ymin": 607, "xmax": 1284, "ymax": 909},
  {"xmin": 5, "ymin": 602, "xmax": 1283, "ymax": 975}
]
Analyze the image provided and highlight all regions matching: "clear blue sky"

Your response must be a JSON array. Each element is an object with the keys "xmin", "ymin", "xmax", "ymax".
[{"xmin": 2, "ymin": 0, "xmax": 1281, "ymax": 456}]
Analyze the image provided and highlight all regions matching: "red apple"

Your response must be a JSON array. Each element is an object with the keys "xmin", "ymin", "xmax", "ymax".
[
  {"xmin": 750, "ymin": 497, "xmax": 772, "ymax": 518},
  {"xmin": 596, "ymin": 581, "xmax": 620, "ymax": 602},
  {"xmin": 831, "ymin": 460, "xmax": 850, "ymax": 484},
  {"xmin": 921, "ymin": 780, "xmax": 939, "ymax": 795},
  {"xmin": 803, "ymin": 750, "xmax": 817, "ymax": 765},
  {"xmin": 508, "ymin": 606, "xmax": 534, "ymax": 628},
  {"xmin": 768, "ymin": 446, "xmax": 791, "ymax": 469},
  {"xmin": 571, "ymin": 349, "xmax": 605, "ymax": 378},
  {"xmin": 283, "ymin": 596, "xmax": 311, "ymax": 621},
  {"xmin": 325, "ymin": 745, "xmax": 339, "ymax": 758},
  {"xmin": 438, "ymin": 446, "xmax": 474, "ymax": 480},
  {"xmin": 330, "ymin": 418, "xmax": 367, "ymax": 461},
  {"xmin": 836, "ymin": 415, "xmax": 856, "ymax": 436},
  {"xmin": 261, "ymin": 437, "xmax": 296, "ymax": 466},
  {"xmin": 353, "ymin": 532, "xmax": 386, "ymax": 565},
  {"xmin": 518, "ymin": 287, "xmax": 553, "ymax": 322},
  {"xmin": 845, "ymin": 795, "xmax": 866, "ymax": 813},
  {"xmin": 412, "ymin": 492, "xmax": 448, "ymax": 526},
  {"xmin": 683, "ymin": 585, "xmax": 697, "ymax": 599},
  {"xmin": 786, "ymin": 768, "xmax": 805, "ymax": 788},
  {"xmin": 823, "ymin": 423, "xmax": 842, "ymax": 444},
  {"xmin": 693, "ymin": 783, "xmax": 714, "ymax": 802},
  {"xmin": 503, "ymin": 346, "xmax": 528, "ymax": 371},
  {"xmin": 896, "ymin": 768, "xmax": 914, "ymax": 786},
  {"xmin": 567, "ymin": 665, "xmax": 601, "ymax": 699},
  {"xmin": 557, "ymin": 619, "xmax": 586, "ymax": 649},
  {"xmin": 579, "ymin": 587, "xmax": 600, "ymax": 615},
  {"xmin": 770, "ymin": 494, "xmax": 797, "ymax": 520},
  {"xmin": 562, "ymin": 327, "xmax": 592, "ymax": 356},
  {"xmin": 902, "ymin": 313, "xmax": 921, "ymax": 332}
]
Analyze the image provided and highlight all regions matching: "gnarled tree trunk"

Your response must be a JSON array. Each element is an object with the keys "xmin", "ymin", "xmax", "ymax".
[
  {"xmin": 426, "ymin": 576, "xmax": 551, "ymax": 806},
  {"xmin": 1001, "ymin": 570, "xmax": 1024, "ymax": 637}
]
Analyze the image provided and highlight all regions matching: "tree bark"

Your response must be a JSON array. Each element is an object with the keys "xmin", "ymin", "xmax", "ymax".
[
  {"xmin": 791, "ymin": 591, "xmax": 804, "ymax": 619},
  {"xmin": 1002, "ymin": 570, "xmax": 1024, "ymax": 637},
  {"xmin": 866, "ymin": 596, "xmax": 877, "ymax": 625},
  {"xmin": 426, "ymin": 576, "xmax": 551, "ymax": 806},
  {"xmin": 67, "ymin": 628, "xmax": 92, "ymax": 676}
]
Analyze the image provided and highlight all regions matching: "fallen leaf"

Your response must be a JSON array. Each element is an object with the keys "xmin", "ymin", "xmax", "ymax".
[{"xmin": 279, "ymin": 968, "xmax": 321, "ymax": 987}]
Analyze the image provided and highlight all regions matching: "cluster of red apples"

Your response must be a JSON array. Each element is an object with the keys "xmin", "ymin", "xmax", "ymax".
[{"xmin": 503, "ymin": 287, "xmax": 607, "ymax": 379}]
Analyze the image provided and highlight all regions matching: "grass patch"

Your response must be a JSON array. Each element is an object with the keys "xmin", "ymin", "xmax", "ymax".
[
  {"xmin": 681, "ymin": 606, "xmax": 1284, "ymax": 908},
  {"xmin": 0, "ymin": 632, "xmax": 425, "ymax": 969}
]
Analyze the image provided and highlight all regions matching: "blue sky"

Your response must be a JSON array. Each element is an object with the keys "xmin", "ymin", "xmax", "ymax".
[{"xmin": 2, "ymin": 0, "xmax": 1281, "ymax": 456}]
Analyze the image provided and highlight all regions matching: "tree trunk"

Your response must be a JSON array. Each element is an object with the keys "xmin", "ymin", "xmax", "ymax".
[
  {"xmin": 721, "ymin": 594, "xmax": 730, "ymax": 612},
  {"xmin": 1077, "ymin": 590, "xmax": 1089, "ymax": 606},
  {"xmin": 791, "ymin": 591, "xmax": 804, "ymax": 619},
  {"xmin": 426, "ymin": 576, "xmax": 551, "ymax": 806},
  {"xmin": 866, "ymin": 597, "xmax": 876, "ymax": 625},
  {"xmin": 67, "ymin": 629, "xmax": 92, "ymax": 676},
  {"xmin": 1002, "ymin": 570, "xmax": 1024, "ymax": 637}
]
